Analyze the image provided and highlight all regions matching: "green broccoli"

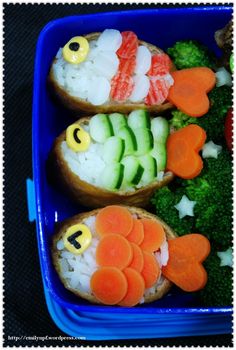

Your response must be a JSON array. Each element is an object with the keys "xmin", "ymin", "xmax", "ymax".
[
  {"xmin": 169, "ymin": 110, "xmax": 196, "ymax": 130},
  {"xmin": 192, "ymin": 148, "xmax": 233, "ymax": 250},
  {"xmin": 197, "ymin": 86, "xmax": 232, "ymax": 142},
  {"xmin": 151, "ymin": 185, "xmax": 195, "ymax": 236},
  {"xmin": 152, "ymin": 147, "xmax": 232, "ymax": 251},
  {"xmin": 198, "ymin": 252, "xmax": 233, "ymax": 307},
  {"xmin": 167, "ymin": 40, "xmax": 215, "ymax": 69},
  {"xmin": 168, "ymin": 86, "xmax": 232, "ymax": 143}
]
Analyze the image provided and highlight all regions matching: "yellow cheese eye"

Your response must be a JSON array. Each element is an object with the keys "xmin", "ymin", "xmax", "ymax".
[
  {"xmin": 62, "ymin": 36, "xmax": 89, "ymax": 64},
  {"xmin": 66, "ymin": 124, "xmax": 91, "ymax": 152},
  {"xmin": 63, "ymin": 224, "xmax": 92, "ymax": 255}
]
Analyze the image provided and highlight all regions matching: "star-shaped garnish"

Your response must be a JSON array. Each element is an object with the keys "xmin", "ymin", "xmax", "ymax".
[
  {"xmin": 174, "ymin": 195, "xmax": 196, "ymax": 219},
  {"xmin": 217, "ymin": 247, "xmax": 233, "ymax": 268}
]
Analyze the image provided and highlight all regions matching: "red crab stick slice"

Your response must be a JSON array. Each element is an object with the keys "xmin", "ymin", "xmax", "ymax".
[
  {"xmin": 145, "ymin": 77, "xmax": 171, "ymax": 106},
  {"xmin": 111, "ymin": 73, "xmax": 134, "ymax": 101},
  {"xmin": 117, "ymin": 31, "xmax": 138, "ymax": 58},
  {"xmin": 147, "ymin": 53, "xmax": 172, "ymax": 76}
]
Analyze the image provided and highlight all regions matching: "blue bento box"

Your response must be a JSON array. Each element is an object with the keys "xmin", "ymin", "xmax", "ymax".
[{"xmin": 32, "ymin": 6, "xmax": 233, "ymax": 339}]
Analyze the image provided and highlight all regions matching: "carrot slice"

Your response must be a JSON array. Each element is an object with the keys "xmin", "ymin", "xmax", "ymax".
[
  {"xmin": 129, "ymin": 243, "xmax": 144, "ymax": 272},
  {"xmin": 118, "ymin": 268, "xmax": 145, "ymax": 307},
  {"xmin": 166, "ymin": 125, "xmax": 206, "ymax": 179},
  {"xmin": 141, "ymin": 251, "xmax": 160, "ymax": 289},
  {"xmin": 126, "ymin": 219, "xmax": 144, "ymax": 245},
  {"xmin": 168, "ymin": 67, "xmax": 216, "ymax": 117},
  {"xmin": 162, "ymin": 234, "xmax": 210, "ymax": 292},
  {"xmin": 96, "ymin": 234, "xmax": 133, "ymax": 269},
  {"xmin": 91, "ymin": 267, "xmax": 128, "ymax": 305},
  {"xmin": 95, "ymin": 205, "xmax": 134, "ymax": 237},
  {"xmin": 139, "ymin": 219, "xmax": 165, "ymax": 252}
]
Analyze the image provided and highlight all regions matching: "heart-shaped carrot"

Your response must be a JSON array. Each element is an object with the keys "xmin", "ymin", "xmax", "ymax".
[
  {"xmin": 168, "ymin": 67, "xmax": 216, "ymax": 117},
  {"xmin": 162, "ymin": 234, "xmax": 210, "ymax": 292},
  {"xmin": 166, "ymin": 124, "xmax": 206, "ymax": 179}
]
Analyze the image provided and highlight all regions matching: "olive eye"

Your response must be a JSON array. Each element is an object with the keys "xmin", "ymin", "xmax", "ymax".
[
  {"xmin": 62, "ymin": 36, "xmax": 89, "ymax": 64},
  {"xmin": 66, "ymin": 124, "xmax": 91, "ymax": 152},
  {"xmin": 63, "ymin": 224, "xmax": 92, "ymax": 255}
]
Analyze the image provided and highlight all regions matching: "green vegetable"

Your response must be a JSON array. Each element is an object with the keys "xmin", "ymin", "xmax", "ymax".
[
  {"xmin": 152, "ymin": 146, "xmax": 233, "ymax": 251},
  {"xmin": 197, "ymin": 252, "xmax": 233, "ymax": 307},
  {"xmin": 151, "ymin": 186, "xmax": 195, "ymax": 236},
  {"xmin": 169, "ymin": 86, "xmax": 232, "ymax": 143},
  {"xmin": 167, "ymin": 40, "xmax": 215, "ymax": 69}
]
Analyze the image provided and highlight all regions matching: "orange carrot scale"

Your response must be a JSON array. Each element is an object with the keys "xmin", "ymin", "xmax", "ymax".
[
  {"xmin": 129, "ymin": 242, "xmax": 144, "ymax": 272},
  {"xmin": 118, "ymin": 268, "xmax": 145, "ymax": 307},
  {"xmin": 139, "ymin": 219, "xmax": 165, "ymax": 252},
  {"xmin": 91, "ymin": 267, "xmax": 128, "ymax": 305},
  {"xmin": 141, "ymin": 251, "xmax": 160, "ymax": 289},
  {"xmin": 96, "ymin": 234, "xmax": 133, "ymax": 270},
  {"xmin": 95, "ymin": 205, "xmax": 134, "ymax": 237},
  {"xmin": 126, "ymin": 219, "xmax": 144, "ymax": 245}
]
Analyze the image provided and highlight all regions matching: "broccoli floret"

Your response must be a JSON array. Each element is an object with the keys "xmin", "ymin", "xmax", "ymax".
[
  {"xmin": 197, "ymin": 86, "xmax": 232, "ymax": 142},
  {"xmin": 151, "ymin": 186, "xmax": 195, "ymax": 236},
  {"xmin": 198, "ymin": 252, "xmax": 233, "ymax": 307},
  {"xmin": 167, "ymin": 40, "xmax": 215, "ymax": 69},
  {"xmin": 169, "ymin": 110, "xmax": 196, "ymax": 130},
  {"xmin": 168, "ymin": 86, "xmax": 232, "ymax": 142},
  {"xmin": 193, "ymin": 148, "xmax": 233, "ymax": 250}
]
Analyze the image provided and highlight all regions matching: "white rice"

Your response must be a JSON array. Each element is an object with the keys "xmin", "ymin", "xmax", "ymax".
[{"xmin": 57, "ymin": 213, "xmax": 169, "ymax": 303}]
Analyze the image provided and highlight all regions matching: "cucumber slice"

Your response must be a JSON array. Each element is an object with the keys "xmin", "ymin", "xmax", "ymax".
[
  {"xmin": 133, "ymin": 128, "xmax": 154, "ymax": 156},
  {"xmin": 151, "ymin": 142, "xmax": 167, "ymax": 171},
  {"xmin": 151, "ymin": 117, "xmax": 169, "ymax": 143},
  {"xmin": 121, "ymin": 156, "xmax": 144, "ymax": 185},
  {"xmin": 128, "ymin": 110, "xmax": 151, "ymax": 130},
  {"xmin": 109, "ymin": 113, "xmax": 128, "ymax": 135},
  {"xmin": 117, "ymin": 126, "xmax": 137, "ymax": 156},
  {"xmin": 89, "ymin": 114, "xmax": 114, "ymax": 143},
  {"xmin": 102, "ymin": 136, "xmax": 125, "ymax": 163},
  {"xmin": 139, "ymin": 155, "xmax": 157, "ymax": 184},
  {"xmin": 101, "ymin": 163, "xmax": 124, "ymax": 190}
]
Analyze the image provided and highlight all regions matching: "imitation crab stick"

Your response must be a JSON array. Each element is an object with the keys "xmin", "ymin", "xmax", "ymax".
[
  {"xmin": 95, "ymin": 205, "xmax": 134, "ymax": 237},
  {"xmin": 147, "ymin": 53, "xmax": 172, "ymax": 77},
  {"xmin": 118, "ymin": 268, "xmax": 145, "ymax": 307},
  {"xmin": 162, "ymin": 234, "xmax": 210, "ymax": 292},
  {"xmin": 141, "ymin": 251, "xmax": 161, "ymax": 289},
  {"xmin": 91, "ymin": 267, "xmax": 128, "ymax": 305},
  {"xmin": 117, "ymin": 31, "xmax": 138, "ymax": 59},
  {"xmin": 126, "ymin": 219, "xmax": 144, "ymax": 245},
  {"xmin": 96, "ymin": 234, "xmax": 133, "ymax": 270},
  {"xmin": 139, "ymin": 219, "xmax": 165, "ymax": 252},
  {"xmin": 166, "ymin": 125, "xmax": 206, "ymax": 179},
  {"xmin": 168, "ymin": 67, "xmax": 216, "ymax": 117},
  {"xmin": 129, "ymin": 243, "xmax": 144, "ymax": 272}
]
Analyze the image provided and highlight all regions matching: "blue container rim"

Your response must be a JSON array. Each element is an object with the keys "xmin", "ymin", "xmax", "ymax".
[{"xmin": 32, "ymin": 6, "xmax": 233, "ymax": 316}]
